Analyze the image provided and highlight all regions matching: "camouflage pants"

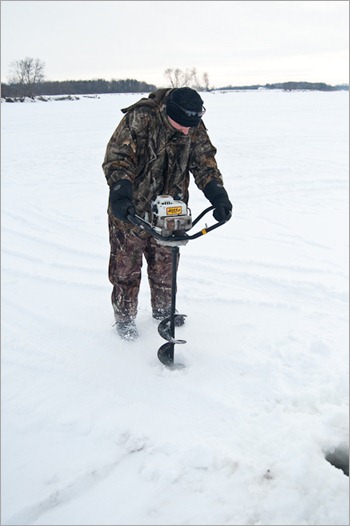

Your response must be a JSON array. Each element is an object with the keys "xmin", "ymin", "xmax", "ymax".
[{"xmin": 108, "ymin": 218, "xmax": 178, "ymax": 322}]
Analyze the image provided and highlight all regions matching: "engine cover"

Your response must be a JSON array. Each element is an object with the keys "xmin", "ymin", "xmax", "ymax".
[{"xmin": 152, "ymin": 195, "xmax": 192, "ymax": 234}]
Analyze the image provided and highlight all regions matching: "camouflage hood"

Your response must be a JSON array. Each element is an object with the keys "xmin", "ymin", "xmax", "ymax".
[
  {"xmin": 102, "ymin": 89, "xmax": 223, "ymax": 223},
  {"xmin": 120, "ymin": 88, "xmax": 171, "ymax": 115}
]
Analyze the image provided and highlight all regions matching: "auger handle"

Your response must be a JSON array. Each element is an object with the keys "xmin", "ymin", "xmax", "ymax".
[{"xmin": 127, "ymin": 206, "xmax": 227, "ymax": 243}]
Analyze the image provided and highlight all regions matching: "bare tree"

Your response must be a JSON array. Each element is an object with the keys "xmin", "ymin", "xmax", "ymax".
[
  {"xmin": 164, "ymin": 67, "xmax": 211, "ymax": 91},
  {"xmin": 188, "ymin": 67, "xmax": 200, "ymax": 89},
  {"xmin": 164, "ymin": 68, "xmax": 175, "ymax": 87},
  {"xmin": 9, "ymin": 57, "xmax": 45, "ymax": 98},
  {"xmin": 202, "ymin": 72, "xmax": 211, "ymax": 91},
  {"xmin": 174, "ymin": 68, "xmax": 183, "ymax": 87},
  {"xmin": 164, "ymin": 67, "xmax": 201, "ymax": 88}
]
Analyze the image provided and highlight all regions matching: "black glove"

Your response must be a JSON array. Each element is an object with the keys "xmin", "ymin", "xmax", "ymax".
[
  {"xmin": 109, "ymin": 179, "xmax": 136, "ymax": 222},
  {"xmin": 203, "ymin": 180, "xmax": 232, "ymax": 222}
]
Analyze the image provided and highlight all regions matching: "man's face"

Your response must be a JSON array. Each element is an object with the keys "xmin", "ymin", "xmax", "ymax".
[{"xmin": 168, "ymin": 116, "xmax": 191, "ymax": 136}]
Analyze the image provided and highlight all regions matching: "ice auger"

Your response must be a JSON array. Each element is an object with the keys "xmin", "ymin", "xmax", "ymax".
[{"xmin": 128, "ymin": 195, "xmax": 227, "ymax": 368}]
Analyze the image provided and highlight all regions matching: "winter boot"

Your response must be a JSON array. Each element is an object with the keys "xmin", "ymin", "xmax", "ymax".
[
  {"xmin": 115, "ymin": 320, "xmax": 139, "ymax": 341},
  {"xmin": 152, "ymin": 308, "xmax": 186, "ymax": 327}
]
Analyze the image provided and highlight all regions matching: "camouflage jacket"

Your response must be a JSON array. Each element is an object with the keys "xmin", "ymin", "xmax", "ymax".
[{"xmin": 102, "ymin": 88, "xmax": 224, "ymax": 222}]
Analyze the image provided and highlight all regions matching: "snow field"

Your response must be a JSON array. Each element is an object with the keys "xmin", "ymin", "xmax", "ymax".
[{"xmin": 1, "ymin": 90, "xmax": 348, "ymax": 525}]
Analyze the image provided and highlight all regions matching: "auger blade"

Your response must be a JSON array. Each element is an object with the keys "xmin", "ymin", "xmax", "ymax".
[
  {"xmin": 157, "ymin": 342, "xmax": 185, "ymax": 369},
  {"xmin": 157, "ymin": 342, "xmax": 174, "ymax": 365},
  {"xmin": 157, "ymin": 315, "xmax": 187, "ymax": 343}
]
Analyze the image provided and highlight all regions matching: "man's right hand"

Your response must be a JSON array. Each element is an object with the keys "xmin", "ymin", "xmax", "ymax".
[{"xmin": 109, "ymin": 180, "xmax": 136, "ymax": 222}]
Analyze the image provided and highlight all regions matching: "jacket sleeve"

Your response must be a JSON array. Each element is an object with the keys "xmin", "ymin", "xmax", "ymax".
[
  {"xmin": 102, "ymin": 110, "xmax": 150, "ymax": 187},
  {"xmin": 188, "ymin": 123, "xmax": 224, "ymax": 191}
]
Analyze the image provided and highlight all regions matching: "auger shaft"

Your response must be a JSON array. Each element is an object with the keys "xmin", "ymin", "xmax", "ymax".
[
  {"xmin": 157, "ymin": 246, "xmax": 180, "ymax": 366},
  {"xmin": 169, "ymin": 246, "xmax": 179, "ymax": 341}
]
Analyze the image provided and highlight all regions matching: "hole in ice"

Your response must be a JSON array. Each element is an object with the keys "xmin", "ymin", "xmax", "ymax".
[{"xmin": 325, "ymin": 445, "xmax": 349, "ymax": 476}]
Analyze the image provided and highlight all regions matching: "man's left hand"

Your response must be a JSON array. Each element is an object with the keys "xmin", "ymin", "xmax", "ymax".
[{"xmin": 203, "ymin": 180, "xmax": 233, "ymax": 222}]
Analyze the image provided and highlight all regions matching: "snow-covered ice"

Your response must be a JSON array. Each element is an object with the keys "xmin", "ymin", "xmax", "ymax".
[{"xmin": 1, "ymin": 90, "xmax": 349, "ymax": 525}]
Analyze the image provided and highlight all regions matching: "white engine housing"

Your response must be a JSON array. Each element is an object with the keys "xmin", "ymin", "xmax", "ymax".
[{"xmin": 151, "ymin": 195, "xmax": 192, "ymax": 238}]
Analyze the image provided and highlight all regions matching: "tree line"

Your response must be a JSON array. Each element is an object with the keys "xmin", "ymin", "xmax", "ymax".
[
  {"xmin": 3, "ymin": 57, "xmax": 346, "ymax": 100},
  {"xmin": 1, "ymin": 58, "xmax": 213, "ymax": 100},
  {"xmin": 2, "ymin": 78, "xmax": 157, "ymax": 98},
  {"xmin": 219, "ymin": 81, "xmax": 348, "ymax": 91},
  {"xmin": 1, "ymin": 78, "xmax": 157, "ymax": 99}
]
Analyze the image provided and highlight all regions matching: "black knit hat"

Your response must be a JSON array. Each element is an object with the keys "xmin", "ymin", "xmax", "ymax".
[{"xmin": 166, "ymin": 88, "xmax": 205, "ymax": 127}]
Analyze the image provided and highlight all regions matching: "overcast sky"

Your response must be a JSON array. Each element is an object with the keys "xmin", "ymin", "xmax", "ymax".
[{"xmin": 1, "ymin": 0, "xmax": 349, "ymax": 88}]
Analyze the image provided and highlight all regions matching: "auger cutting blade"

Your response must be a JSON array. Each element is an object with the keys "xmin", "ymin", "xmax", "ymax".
[
  {"xmin": 157, "ymin": 342, "xmax": 185, "ymax": 369},
  {"xmin": 157, "ymin": 315, "xmax": 187, "ymax": 343}
]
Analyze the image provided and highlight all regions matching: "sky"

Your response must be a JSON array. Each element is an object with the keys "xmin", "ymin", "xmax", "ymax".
[{"xmin": 1, "ymin": 0, "xmax": 349, "ymax": 88}]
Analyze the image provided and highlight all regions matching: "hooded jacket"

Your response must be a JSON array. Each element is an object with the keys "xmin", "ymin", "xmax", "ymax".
[{"xmin": 102, "ymin": 88, "xmax": 224, "ymax": 220}]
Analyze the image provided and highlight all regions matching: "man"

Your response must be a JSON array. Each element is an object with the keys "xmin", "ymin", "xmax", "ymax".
[{"xmin": 102, "ymin": 87, "xmax": 232, "ymax": 340}]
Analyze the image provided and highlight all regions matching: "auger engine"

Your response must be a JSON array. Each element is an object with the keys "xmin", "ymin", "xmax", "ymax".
[{"xmin": 150, "ymin": 195, "xmax": 192, "ymax": 244}]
